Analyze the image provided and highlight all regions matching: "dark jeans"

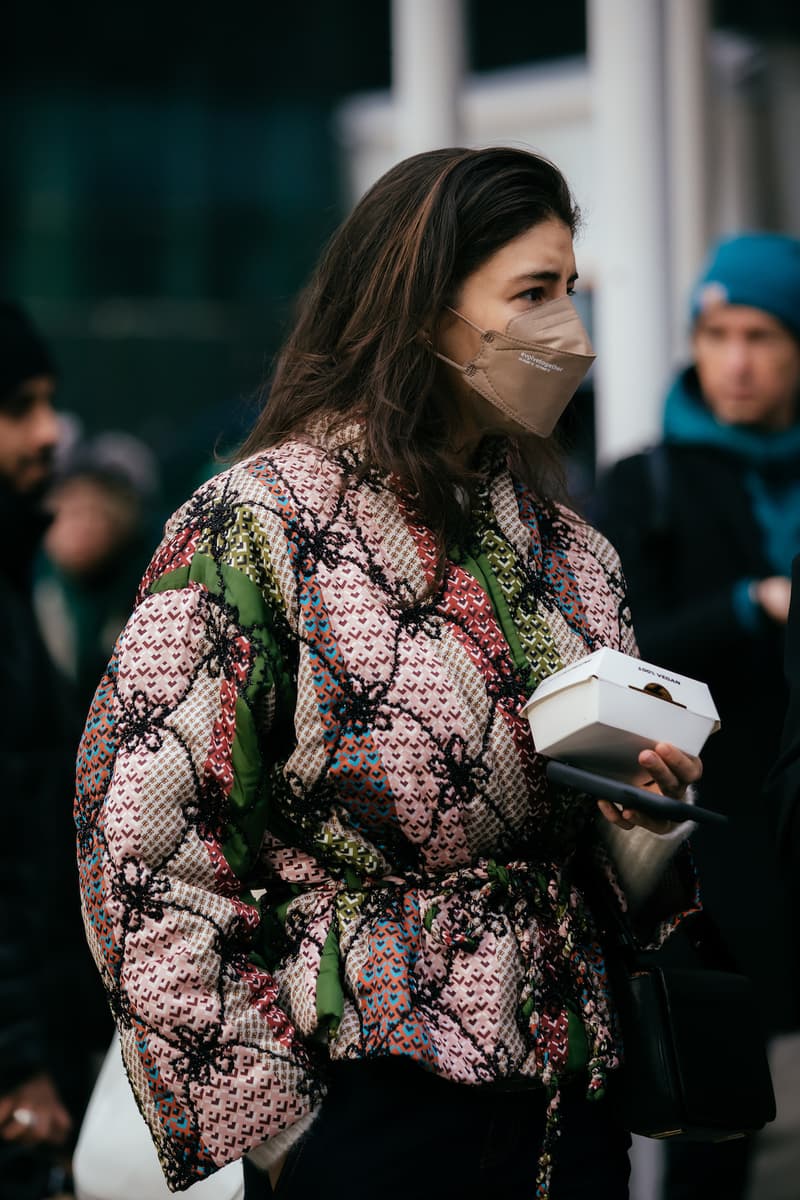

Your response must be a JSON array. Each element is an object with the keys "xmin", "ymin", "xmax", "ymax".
[{"xmin": 244, "ymin": 1057, "xmax": 631, "ymax": 1200}]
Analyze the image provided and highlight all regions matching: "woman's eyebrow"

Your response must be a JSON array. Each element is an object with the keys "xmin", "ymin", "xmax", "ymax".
[{"xmin": 509, "ymin": 270, "xmax": 580, "ymax": 286}]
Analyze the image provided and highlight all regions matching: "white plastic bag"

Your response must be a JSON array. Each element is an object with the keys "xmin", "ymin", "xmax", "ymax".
[{"xmin": 73, "ymin": 1034, "xmax": 244, "ymax": 1200}]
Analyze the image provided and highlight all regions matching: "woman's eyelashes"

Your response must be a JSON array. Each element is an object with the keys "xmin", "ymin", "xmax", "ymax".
[
  {"xmin": 515, "ymin": 283, "xmax": 576, "ymax": 303},
  {"xmin": 517, "ymin": 287, "xmax": 546, "ymax": 303}
]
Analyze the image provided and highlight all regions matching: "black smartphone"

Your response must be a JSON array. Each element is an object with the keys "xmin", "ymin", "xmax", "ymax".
[{"xmin": 545, "ymin": 759, "xmax": 726, "ymax": 827}]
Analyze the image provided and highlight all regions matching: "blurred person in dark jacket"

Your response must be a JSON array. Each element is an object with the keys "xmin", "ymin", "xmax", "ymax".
[
  {"xmin": 0, "ymin": 302, "xmax": 101, "ymax": 1199},
  {"xmin": 768, "ymin": 553, "xmax": 800, "ymax": 869},
  {"xmin": 35, "ymin": 431, "xmax": 160, "ymax": 716},
  {"xmin": 594, "ymin": 234, "xmax": 800, "ymax": 1200},
  {"xmin": 759, "ymin": 551, "xmax": 800, "ymax": 1200}
]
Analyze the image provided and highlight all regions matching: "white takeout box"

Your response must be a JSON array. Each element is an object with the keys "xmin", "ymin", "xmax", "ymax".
[{"xmin": 521, "ymin": 648, "xmax": 720, "ymax": 778}]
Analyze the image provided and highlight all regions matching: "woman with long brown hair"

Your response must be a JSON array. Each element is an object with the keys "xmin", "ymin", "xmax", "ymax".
[{"xmin": 75, "ymin": 146, "xmax": 700, "ymax": 1199}]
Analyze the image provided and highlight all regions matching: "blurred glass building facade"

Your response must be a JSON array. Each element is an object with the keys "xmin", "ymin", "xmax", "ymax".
[{"xmin": 1, "ymin": 0, "xmax": 797, "ymax": 508}]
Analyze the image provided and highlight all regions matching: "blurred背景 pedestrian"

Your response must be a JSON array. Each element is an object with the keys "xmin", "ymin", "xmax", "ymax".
[
  {"xmin": 595, "ymin": 234, "xmax": 800, "ymax": 1200},
  {"xmin": 36, "ymin": 430, "xmax": 161, "ymax": 714},
  {"xmin": 0, "ymin": 301, "xmax": 83, "ymax": 1199}
]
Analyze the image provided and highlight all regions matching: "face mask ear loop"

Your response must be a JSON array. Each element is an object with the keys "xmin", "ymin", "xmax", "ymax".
[
  {"xmin": 444, "ymin": 305, "xmax": 486, "ymax": 334},
  {"xmin": 432, "ymin": 348, "xmax": 466, "ymax": 371},
  {"xmin": 430, "ymin": 306, "xmax": 488, "ymax": 370}
]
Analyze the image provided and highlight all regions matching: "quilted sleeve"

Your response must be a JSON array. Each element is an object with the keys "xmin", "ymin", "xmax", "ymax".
[{"xmin": 74, "ymin": 504, "xmax": 323, "ymax": 1192}]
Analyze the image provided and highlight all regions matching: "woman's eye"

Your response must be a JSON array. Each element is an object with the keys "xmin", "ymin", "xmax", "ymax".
[
  {"xmin": 519, "ymin": 287, "xmax": 545, "ymax": 302},
  {"xmin": 567, "ymin": 286, "xmax": 576, "ymax": 297}
]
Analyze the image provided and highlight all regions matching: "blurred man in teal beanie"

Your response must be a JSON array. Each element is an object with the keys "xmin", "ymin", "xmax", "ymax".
[
  {"xmin": 595, "ymin": 232, "xmax": 800, "ymax": 1200},
  {"xmin": 691, "ymin": 232, "xmax": 800, "ymax": 343}
]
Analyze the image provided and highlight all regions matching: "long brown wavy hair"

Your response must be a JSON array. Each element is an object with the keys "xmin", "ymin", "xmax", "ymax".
[{"xmin": 238, "ymin": 146, "xmax": 580, "ymax": 556}]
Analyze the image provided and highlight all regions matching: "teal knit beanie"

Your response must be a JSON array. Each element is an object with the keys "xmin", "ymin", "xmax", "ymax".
[{"xmin": 690, "ymin": 232, "xmax": 800, "ymax": 342}]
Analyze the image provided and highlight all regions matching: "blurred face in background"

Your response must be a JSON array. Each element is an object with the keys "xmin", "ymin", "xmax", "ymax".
[
  {"xmin": 44, "ymin": 475, "xmax": 139, "ymax": 577},
  {"xmin": 0, "ymin": 375, "xmax": 59, "ymax": 495},
  {"xmin": 692, "ymin": 305, "xmax": 800, "ymax": 430}
]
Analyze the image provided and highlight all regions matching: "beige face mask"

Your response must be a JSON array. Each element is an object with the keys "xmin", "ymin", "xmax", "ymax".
[{"xmin": 434, "ymin": 295, "xmax": 596, "ymax": 437}]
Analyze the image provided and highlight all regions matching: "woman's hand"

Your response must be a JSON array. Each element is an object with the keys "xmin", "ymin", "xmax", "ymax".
[
  {"xmin": 753, "ymin": 575, "xmax": 791, "ymax": 625},
  {"xmin": 596, "ymin": 742, "xmax": 702, "ymax": 834},
  {"xmin": 0, "ymin": 1073, "xmax": 71, "ymax": 1147}
]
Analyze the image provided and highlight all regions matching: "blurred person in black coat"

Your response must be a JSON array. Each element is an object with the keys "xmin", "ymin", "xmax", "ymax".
[
  {"xmin": 35, "ymin": 430, "xmax": 161, "ymax": 716},
  {"xmin": 768, "ymin": 552, "xmax": 800, "ymax": 871},
  {"xmin": 594, "ymin": 234, "xmax": 800, "ymax": 1200},
  {"xmin": 0, "ymin": 303, "xmax": 105, "ymax": 1199},
  {"xmin": 760, "ymin": 550, "xmax": 800, "ymax": 1200}
]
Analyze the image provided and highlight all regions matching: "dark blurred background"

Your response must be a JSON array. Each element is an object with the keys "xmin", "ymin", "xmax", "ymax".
[{"xmin": 2, "ymin": 0, "xmax": 799, "ymax": 512}]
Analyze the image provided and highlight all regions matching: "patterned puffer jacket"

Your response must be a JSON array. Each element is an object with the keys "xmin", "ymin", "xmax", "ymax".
[{"xmin": 75, "ymin": 433, "xmax": 697, "ymax": 1191}]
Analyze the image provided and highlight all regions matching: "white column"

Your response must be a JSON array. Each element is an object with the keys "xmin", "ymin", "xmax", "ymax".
[
  {"xmin": 710, "ymin": 34, "xmax": 765, "ymax": 235},
  {"xmin": 763, "ymin": 44, "xmax": 800, "ymax": 235},
  {"xmin": 391, "ymin": 0, "xmax": 466, "ymax": 158},
  {"xmin": 665, "ymin": 0, "xmax": 710, "ymax": 362},
  {"xmin": 588, "ymin": 0, "xmax": 672, "ymax": 467}
]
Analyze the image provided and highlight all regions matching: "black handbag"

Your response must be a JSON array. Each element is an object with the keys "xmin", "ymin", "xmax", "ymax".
[{"xmin": 592, "ymin": 881, "xmax": 776, "ymax": 1142}]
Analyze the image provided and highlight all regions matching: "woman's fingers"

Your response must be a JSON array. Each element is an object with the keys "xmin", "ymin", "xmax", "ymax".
[
  {"xmin": 595, "ymin": 743, "xmax": 701, "ymax": 834},
  {"xmin": 596, "ymin": 798, "xmax": 671, "ymax": 835},
  {"xmin": 639, "ymin": 743, "xmax": 702, "ymax": 798},
  {"xmin": 0, "ymin": 1075, "xmax": 71, "ymax": 1147},
  {"xmin": 597, "ymin": 798, "xmax": 635, "ymax": 829}
]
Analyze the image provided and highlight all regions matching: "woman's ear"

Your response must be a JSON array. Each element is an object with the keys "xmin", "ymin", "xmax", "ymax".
[{"xmin": 423, "ymin": 307, "xmax": 458, "ymax": 350}]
